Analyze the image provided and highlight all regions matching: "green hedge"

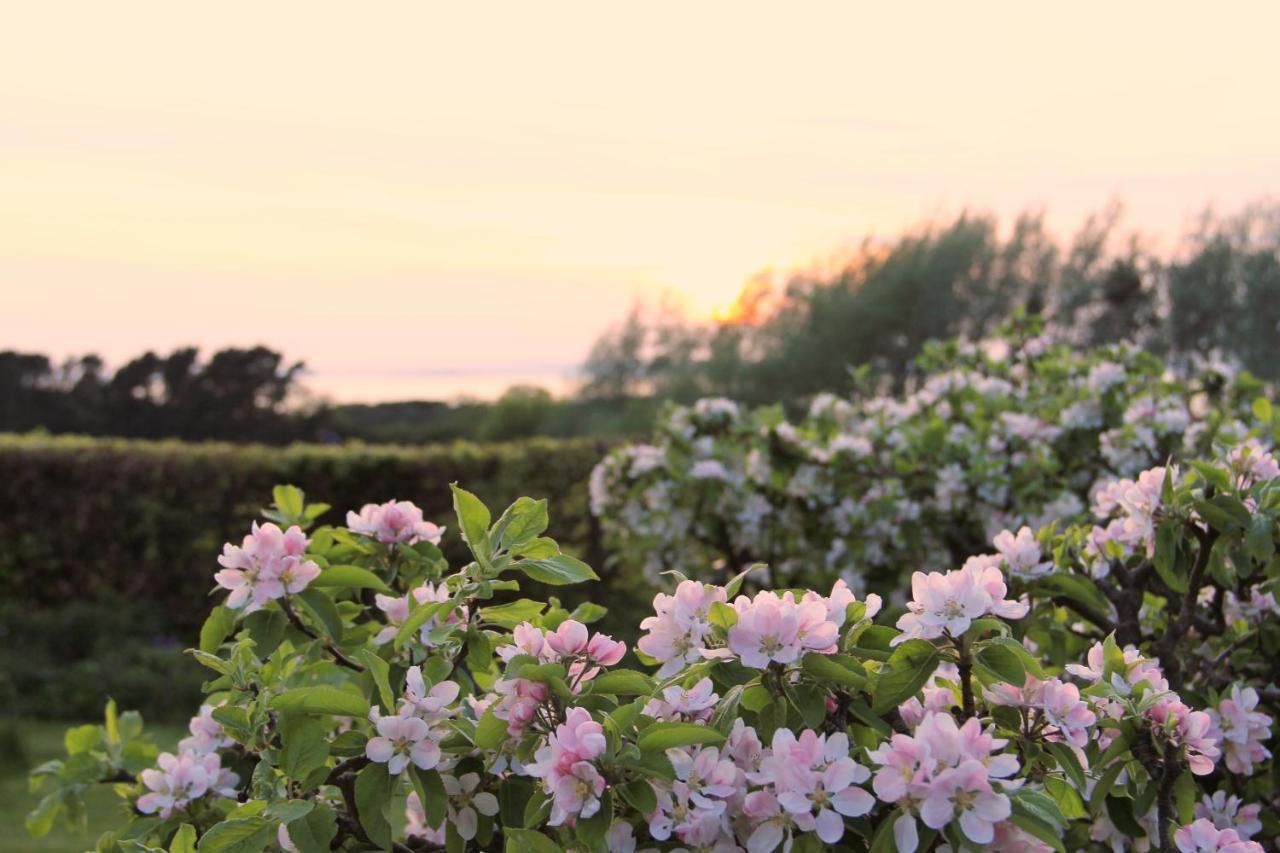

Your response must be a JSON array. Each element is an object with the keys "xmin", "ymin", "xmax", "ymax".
[{"xmin": 0, "ymin": 433, "xmax": 638, "ymax": 720}]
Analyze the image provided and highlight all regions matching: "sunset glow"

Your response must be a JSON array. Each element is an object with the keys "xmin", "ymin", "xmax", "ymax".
[{"xmin": 3, "ymin": 2, "xmax": 1279, "ymax": 400}]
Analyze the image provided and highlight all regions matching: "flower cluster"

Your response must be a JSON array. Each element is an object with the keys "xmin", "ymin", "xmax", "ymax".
[
  {"xmin": 894, "ymin": 558, "xmax": 1027, "ymax": 643},
  {"xmin": 30, "ymin": 466, "xmax": 1280, "ymax": 851},
  {"xmin": 346, "ymin": 498, "xmax": 444, "ymax": 545},
  {"xmin": 868, "ymin": 711, "xmax": 1022, "ymax": 850},
  {"xmin": 1206, "ymin": 685, "xmax": 1273, "ymax": 775},
  {"xmin": 526, "ymin": 707, "xmax": 608, "ymax": 825},
  {"xmin": 213, "ymin": 521, "xmax": 320, "ymax": 611},
  {"xmin": 364, "ymin": 666, "xmax": 458, "ymax": 774}
]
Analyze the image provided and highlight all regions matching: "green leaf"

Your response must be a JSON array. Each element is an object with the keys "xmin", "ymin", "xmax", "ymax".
[
  {"xmin": 1044, "ymin": 777, "xmax": 1086, "ymax": 820},
  {"xmin": 451, "ymin": 484, "xmax": 492, "ymax": 560},
  {"xmin": 1173, "ymin": 770, "xmax": 1197, "ymax": 824},
  {"xmin": 475, "ymin": 708, "xmax": 510, "ymax": 750},
  {"xmin": 708, "ymin": 601, "xmax": 738, "ymax": 629},
  {"xmin": 196, "ymin": 818, "xmax": 275, "ymax": 853},
  {"xmin": 356, "ymin": 649, "xmax": 395, "ymax": 712},
  {"xmin": 280, "ymin": 803, "xmax": 337, "ymax": 853},
  {"xmin": 200, "ymin": 606, "xmax": 238, "ymax": 653},
  {"xmin": 1153, "ymin": 522, "xmax": 1187, "ymax": 594},
  {"xmin": 265, "ymin": 800, "xmax": 315, "ymax": 823},
  {"xmin": 310, "ymin": 565, "xmax": 392, "ymax": 594},
  {"xmin": 505, "ymin": 828, "xmax": 564, "ymax": 853},
  {"xmin": 479, "ymin": 599, "xmax": 547, "ymax": 629},
  {"xmin": 871, "ymin": 639, "xmax": 940, "ymax": 714},
  {"xmin": 975, "ymin": 642, "xmax": 1026, "ymax": 686},
  {"xmin": 410, "ymin": 766, "xmax": 448, "ymax": 829},
  {"xmin": 588, "ymin": 669, "xmax": 654, "ymax": 696},
  {"xmin": 788, "ymin": 683, "xmax": 828, "ymax": 729},
  {"xmin": 1254, "ymin": 396, "xmax": 1273, "ymax": 425},
  {"xmin": 273, "ymin": 485, "xmax": 305, "ymax": 518},
  {"xmin": 1246, "ymin": 514, "xmax": 1276, "ymax": 563},
  {"xmin": 394, "ymin": 601, "xmax": 447, "ymax": 649},
  {"xmin": 64, "ymin": 723, "xmax": 101, "ymax": 754},
  {"xmin": 1035, "ymin": 573, "xmax": 1111, "ymax": 617},
  {"xmin": 517, "ymin": 554, "xmax": 599, "ymax": 586},
  {"xmin": 169, "ymin": 824, "xmax": 197, "ymax": 853},
  {"xmin": 801, "ymin": 653, "xmax": 867, "ymax": 689},
  {"xmin": 188, "ymin": 649, "xmax": 233, "ymax": 675},
  {"xmin": 491, "ymin": 497, "xmax": 549, "ymax": 552},
  {"xmin": 268, "ymin": 686, "xmax": 369, "ymax": 718},
  {"xmin": 724, "ymin": 564, "xmax": 763, "ymax": 598},
  {"xmin": 278, "ymin": 714, "xmax": 329, "ymax": 782},
  {"xmin": 1045, "ymin": 741, "xmax": 1087, "ymax": 792},
  {"xmin": 354, "ymin": 763, "xmax": 394, "ymax": 850},
  {"xmin": 569, "ymin": 602, "xmax": 608, "ymax": 624},
  {"xmin": 617, "ymin": 779, "xmax": 657, "ymax": 814},
  {"xmin": 637, "ymin": 722, "xmax": 726, "ymax": 752},
  {"xmin": 1189, "ymin": 460, "xmax": 1233, "ymax": 493},
  {"xmin": 295, "ymin": 588, "xmax": 343, "ymax": 641}
]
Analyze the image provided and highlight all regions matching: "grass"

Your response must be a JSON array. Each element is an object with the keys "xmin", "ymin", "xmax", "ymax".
[{"xmin": 0, "ymin": 718, "xmax": 184, "ymax": 853}]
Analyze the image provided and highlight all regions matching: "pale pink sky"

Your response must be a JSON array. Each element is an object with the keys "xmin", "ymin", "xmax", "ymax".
[{"xmin": 3, "ymin": 3, "xmax": 1279, "ymax": 401}]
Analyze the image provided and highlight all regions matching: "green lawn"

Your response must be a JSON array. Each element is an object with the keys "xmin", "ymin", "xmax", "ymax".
[{"xmin": 0, "ymin": 719, "xmax": 184, "ymax": 853}]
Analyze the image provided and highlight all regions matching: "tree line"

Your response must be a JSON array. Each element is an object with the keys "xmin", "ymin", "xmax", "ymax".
[
  {"xmin": 580, "ymin": 201, "xmax": 1280, "ymax": 405},
  {"xmin": 5, "ymin": 200, "xmax": 1279, "ymax": 444}
]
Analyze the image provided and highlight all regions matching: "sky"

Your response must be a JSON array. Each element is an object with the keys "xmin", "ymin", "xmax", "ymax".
[{"xmin": 3, "ymin": 3, "xmax": 1280, "ymax": 402}]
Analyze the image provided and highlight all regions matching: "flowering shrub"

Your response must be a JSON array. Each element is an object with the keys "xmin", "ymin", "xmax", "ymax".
[
  {"xmin": 25, "ymin": 431, "xmax": 1280, "ymax": 852},
  {"xmin": 590, "ymin": 319, "xmax": 1267, "ymax": 591}
]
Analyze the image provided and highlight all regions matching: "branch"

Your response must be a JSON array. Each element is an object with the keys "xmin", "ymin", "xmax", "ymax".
[
  {"xmin": 1051, "ymin": 596, "xmax": 1115, "ymax": 634},
  {"xmin": 279, "ymin": 597, "xmax": 366, "ymax": 672}
]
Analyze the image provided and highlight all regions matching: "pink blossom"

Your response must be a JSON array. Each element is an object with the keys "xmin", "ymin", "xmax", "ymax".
[
  {"xmin": 637, "ymin": 581, "xmax": 726, "ymax": 678},
  {"xmin": 214, "ymin": 522, "xmax": 320, "ymax": 611},
  {"xmin": 1206, "ymin": 685, "xmax": 1273, "ymax": 775},
  {"xmin": 895, "ymin": 560, "xmax": 1027, "ymax": 644},
  {"xmin": 371, "ymin": 582, "xmax": 464, "ymax": 646},
  {"xmin": 441, "ymin": 772, "xmax": 499, "ymax": 840},
  {"xmin": 1147, "ymin": 699, "xmax": 1221, "ymax": 776},
  {"xmin": 178, "ymin": 703, "xmax": 234, "ymax": 755},
  {"xmin": 1196, "ymin": 792, "xmax": 1263, "ymax": 840},
  {"xmin": 1173, "ymin": 819, "xmax": 1265, "ymax": 852},
  {"xmin": 136, "ymin": 750, "xmax": 234, "ymax": 818},
  {"xmin": 346, "ymin": 499, "xmax": 444, "ymax": 545},
  {"xmin": 919, "ymin": 759, "xmax": 1011, "ymax": 843},
  {"xmin": 726, "ymin": 590, "xmax": 838, "ymax": 668},
  {"xmin": 991, "ymin": 526, "xmax": 1053, "ymax": 579},
  {"xmin": 364, "ymin": 710, "xmax": 442, "ymax": 775},
  {"xmin": 545, "ymin": 620, "xmax": 589, "ymax": 656},
  {"xmin": 548, "ymin": 761, "xmax": 605, "ymax": 826},
  {"xmin": 401, "ymin": 666, "xmax": 460, "ymax": 723},
  {"xmin": 587, "ymin": 631, "xmax": 627, "ymax": 665}
]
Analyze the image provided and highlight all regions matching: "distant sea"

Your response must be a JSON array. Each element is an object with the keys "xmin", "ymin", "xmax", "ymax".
[{"xmin": 306, "ymin": 366, "xmax": 578, "ymax": 404}]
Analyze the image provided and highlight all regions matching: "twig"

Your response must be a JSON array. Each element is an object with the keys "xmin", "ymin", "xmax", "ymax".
[{"xmin": 279, "ymin": 597, "xmax": 366, "ymax": 672}]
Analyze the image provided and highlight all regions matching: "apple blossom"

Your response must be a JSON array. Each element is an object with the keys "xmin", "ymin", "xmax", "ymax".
[{"xmin": 346, "ymin": 499, "xmax": 444, "ymax": 545}]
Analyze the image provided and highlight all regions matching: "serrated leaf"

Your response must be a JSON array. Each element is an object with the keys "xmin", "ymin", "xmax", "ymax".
[
  {"xmin": 353, "ymin": 763, "xmax": 394, "ymax": 850},
  {"xmin": 278, "ymin": 714, "xmax": 329, "ymax": 782},
  {"xmin": 871, "ymin": 639, "xmax": 939, "ymax": 714},
  {"xmin": 479, "ymin": 599, "xmax": 547, "ymax": 629},
  {"xmin": 310, "ymin": 565, "xmax": 392, "ymax": 593},
  {"xmin": 268, "ymin": 686, "xmax": 368, "ymax": 718},
  {"xmin": 588, "ymin": 669, "xmax": 654, "ymax": 696},
  {"xmin": 196, "ymin": 818, "xmax": 274, "ymax": 853},
  {"xmin": 451, "ymin": 484, "xmax": 492, "ymax": 561},
  {"xmin": 200, "ymin": 606, "xmax": 238, "ymax": 654},
  {"xmin": 636, "ymin": 722, "xmax": 726, "ymax": 751},
  {"xmin": 517, "ymin": 554, "xmax": 599, "ymax": 586}
]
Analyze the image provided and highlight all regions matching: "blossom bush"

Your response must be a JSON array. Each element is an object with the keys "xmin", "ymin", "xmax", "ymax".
[
  {"xmin": 590, "ymin": 318, "xmax": 1267, "ymax": 591},
  {"xmin": 26, "ymin": 430, "xmax": 1280, "ymax": 851}
]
